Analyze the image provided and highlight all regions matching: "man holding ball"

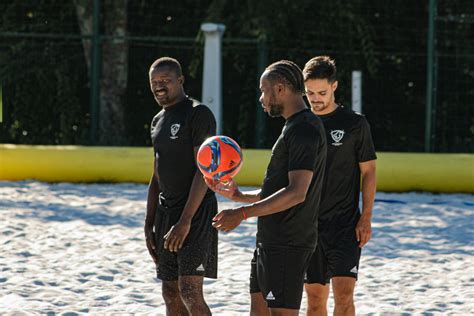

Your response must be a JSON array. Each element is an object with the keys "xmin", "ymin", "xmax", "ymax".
[{"xmin": 206, "ymin": 60, "xmax": 327, "ymax": 316}]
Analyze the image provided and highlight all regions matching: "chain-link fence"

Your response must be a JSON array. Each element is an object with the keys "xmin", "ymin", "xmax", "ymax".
[{"xmin": 1, "ymin": 0, "xmax": 472, "ymax": 152}]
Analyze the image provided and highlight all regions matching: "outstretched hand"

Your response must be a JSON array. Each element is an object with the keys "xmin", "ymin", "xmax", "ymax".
[{"xmin": 204, "ymin": 177, "xmax": 239, "ymax": 201}]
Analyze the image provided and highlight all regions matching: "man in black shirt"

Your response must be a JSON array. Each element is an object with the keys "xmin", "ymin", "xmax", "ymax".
[
  {"xmin": 206, "ymin": 60, "xmax": 327, "ymax": 315},
  {"xmin": 144, "ymin": 57, "xmax": 217, "ymax": 315},
  {"xmin": 303, "ymin": 56, "xmax": 377, "ymax": 316}
]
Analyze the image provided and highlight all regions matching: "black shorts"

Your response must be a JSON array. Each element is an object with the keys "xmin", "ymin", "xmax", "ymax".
[
  {"xmin": 154, "ymin": 195, "xmax": 218, "ymax": 281},
  {"xmin": 249, "ymin": 244, "xmax": 313, "ymax": 309},
  {"xmin": 305, "ymin": 214, "xmax": 361, "ymax": 285}
]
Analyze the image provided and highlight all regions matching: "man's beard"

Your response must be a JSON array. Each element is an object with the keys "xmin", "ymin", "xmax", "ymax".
[
  {"xmin": 267, "ymin": 93, "xmax": 283, "ymax": 117},
  {"xmin": 268, "ymin": 102, "xmax": 283, "ymax": 117}
]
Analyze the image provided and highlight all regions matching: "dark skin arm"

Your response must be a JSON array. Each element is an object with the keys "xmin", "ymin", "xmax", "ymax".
[
  {"xmin": 204, "ymin": 177, "xmax": 261, "ymax": 203},
  {"xmin": 144, "ymin": 156, "xmax": 160, "ymax": 264},
  {"xmin": 211, "ymin": 169, "xmax": 314, "ymax": 232},
  {"xmin": 163, "ymin": 147, "xmax": 210, "ymax": 252}
]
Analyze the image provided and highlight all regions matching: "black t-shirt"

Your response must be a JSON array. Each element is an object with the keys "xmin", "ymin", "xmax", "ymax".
[
  {"xmin": 150, "ymin": 97, "xmax": 216, "ymax": 207},
  {"xmin": 318, "ymin": 105, "xmax": 377, "ymax": 222},
  {"xmin": 258, "ymin": 109, "xmax": 326, "ymax": 250}
]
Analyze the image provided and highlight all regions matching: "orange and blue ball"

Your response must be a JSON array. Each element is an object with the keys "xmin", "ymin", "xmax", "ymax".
[{"xmin": 197, "ymin": 136, "xmax": 243, "ymax": 182}]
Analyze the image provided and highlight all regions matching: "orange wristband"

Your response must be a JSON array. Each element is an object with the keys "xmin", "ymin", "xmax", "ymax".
[{"xmin": 240, "ymin": 206, "xmax": 248, "ymax": 220}]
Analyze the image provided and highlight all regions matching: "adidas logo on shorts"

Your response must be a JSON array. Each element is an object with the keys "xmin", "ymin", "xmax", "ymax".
[
  {"xmin": 350, "ymin": 266, "xmax": 358, "ymax": 274},
  {"xmin": 266, "ymin": 291, "xmax": 275, "ymax": 300},
  {"xmin": 196, "ymin": 264, "xmax": 205, "ymax": 272}
]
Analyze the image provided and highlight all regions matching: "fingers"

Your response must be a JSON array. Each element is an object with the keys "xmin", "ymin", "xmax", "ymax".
[
  {"xmin": 213, "ymin": 211, "xmax": 224, "ymax": 222},
  {"xmin": 204, "ymin": 177, "xmax": 236, "ymax": 198},
  {"xmin": 146, "ymin": 233, "xmax": 156, "ymax": 250},
  {"xmin": 146, "ymin": 239, "xmax": 158, "ymax": 263},
  {"xmin": 212, "ymin": 217, "xmax": 223, "ymax": 229},
  {"xmin": 215, "ymin": 182, "xmax": 232, "ymax": 192},
  {"xmin": 357, "ymin": 228, "xmax": 372, "ymax": 248},
  {"xmin": 163, "ymin": 226, "xmax": 186, "ymax": 252},
  {"xmin": 149, "ymin": 239, "xmax": 156, "ymax": 252},
  {"xmin": 166, "ymin": 236, "xmax": 182, "ymax": 252},
  {"xmin": 204, "ymin": 177, "xmax": 221, "ymax": 191},
  {"xmin": 164, "ymin": 234, "xmax": 180, "ymax": 252},
  {"xmin": 204, "ymin": 176, "xmax": 215, "ymax": 188},
  {"xmin": 163, "ymin": 226, "xmax": 173, "ymax": 250},
  {"xmin": 212, "ymin": 209, "xmax": 241, "ymax": 232},
  {"xmin": 212, "ymin": 220, "xmax": 234, "ymax": 232},
  {"xmin": 361, "ymin": 230, "xmax": 371, "ymax": 247},
  {"xmin": 212, "ymin": 210, "xmax": 228, "ymax": 229}
]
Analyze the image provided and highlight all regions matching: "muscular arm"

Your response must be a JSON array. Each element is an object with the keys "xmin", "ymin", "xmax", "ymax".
[
  {"xmin": 231, "ymin": 188, "xmax": 262, "ymax": 203},
  {"xmin": 179, "ymin": 147, "xmax": 211, "ymax": 223},
  {"xmin": 356, "ymin": 159, "xmax": 376, "ymax": 247},
  {"xmin": 144, "ymin": 157, "xmax": 160, "ymax": 263},
  {"xmin": 163, "ymin": 147, "xmax": 212, "ymax": 252},
  {"xmin": 212, "ymin": 170, "xmax": 314, "ymax": 231},
  {"xmin": 360, "ymin": 160, "xmax": 376, "ymax": 217},
  {"xmin": 205, "ymin": 178, "xmax": 261, "ymax": 203},
  {"xmin": 244, "ymin": 170, "xmax": 313, "ymax": 218}
]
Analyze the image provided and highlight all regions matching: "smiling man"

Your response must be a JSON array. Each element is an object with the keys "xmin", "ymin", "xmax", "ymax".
[
  {"xmin": 303, "ymin": 56, "xmax": 377, "ymax": 316},
  {"xmin": 144, "ymin": 57, "xmax": 217, "ymax": 315}
]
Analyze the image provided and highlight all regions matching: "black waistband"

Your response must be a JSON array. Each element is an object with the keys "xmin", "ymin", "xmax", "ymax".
[{"xmin": 157, "ymin": 192, "xmax": 216, "ymax": 215}]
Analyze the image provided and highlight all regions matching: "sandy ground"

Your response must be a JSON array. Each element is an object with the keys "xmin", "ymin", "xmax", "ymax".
[{"xmin": 0, "ymin": 181, "xmax": 473, "ymax": 315}]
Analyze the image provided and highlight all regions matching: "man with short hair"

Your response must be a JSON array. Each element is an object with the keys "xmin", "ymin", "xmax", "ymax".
[
  {"xmin": 144, "ymin": 57, "xmax": 217, "ymax": 315},
  {"xmin": 303, "ymin": 56, "xmax": 377, "ymax": 316},
  {"xmin": 206, "ymin": 60, "xmax": 327, "ymax": 316}
]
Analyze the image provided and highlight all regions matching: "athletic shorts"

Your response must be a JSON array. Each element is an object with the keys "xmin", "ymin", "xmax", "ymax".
[
  {"xmin": 305, "ymin": 213, "xmax": 361, "ymax": 285},
  {"xmin": 249, "ymin": 244, "xmax": 313, "ymax": 309},
  {"xmin": 154, "ymin": 195, "xmax": 218, "ymax": 281}
]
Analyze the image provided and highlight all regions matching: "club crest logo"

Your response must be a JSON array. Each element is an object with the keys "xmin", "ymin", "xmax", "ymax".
[
  {"xmin": 170, "ymin": 123, "xmax": 180, "ymax": 139},
  {"xmin": 330, "ymin": 130, "xmax": 344, "ymax": 146}
]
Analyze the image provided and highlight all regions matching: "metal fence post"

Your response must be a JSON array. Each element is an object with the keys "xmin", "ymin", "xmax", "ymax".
[
  {"xmin": 425, "ymin": 0, "xmax": 437, "ymax": 152},
  {"xmin": 89, "ymin": 0, "xmax": 101, "ymax": 145},
  {"xmin": 351, "ymin": 70, "xmax": 362, "ymax": 113},
  {"xmin": 201, "ymin": 23, "xmax": 226, "ymax": 135}
]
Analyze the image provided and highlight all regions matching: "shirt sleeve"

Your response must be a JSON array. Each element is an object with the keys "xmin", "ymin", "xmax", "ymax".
[
  {"xmin": 190, "ymin": 105, "xmax": 217, "ymax": 147},
  {"xmin": 356, "ymin": 116, "xmax": 377, "ymax": 162},
  {"xmin": 286, "ymin": 122, "xmax": 320, "ymax": 171}
]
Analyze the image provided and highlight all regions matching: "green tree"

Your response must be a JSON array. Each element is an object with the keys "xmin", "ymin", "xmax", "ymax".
[{"xmin": 74, "ymin": 0, "xmax": 129, "ymax": 145}]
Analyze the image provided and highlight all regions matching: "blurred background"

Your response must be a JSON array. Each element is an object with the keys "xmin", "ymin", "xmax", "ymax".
[{"xmin": 1, "ymin": 0, "xmax": 473, "ymax": 152}]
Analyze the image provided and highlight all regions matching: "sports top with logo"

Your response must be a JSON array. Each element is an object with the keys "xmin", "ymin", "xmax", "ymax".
[
  {"xmin": 150, "ymin": 96, "xmax": 218, "ymax": 281},
  {"xmin": 258, "ymin": 108, "xmax": 326, "ymax": 250},
  {"xmin": 150, "ymin": 97, "xmax": 216, "ymax": 206},
  {"xmin": 317, "ymin": 105, "xmax": 377, "ymax": 222}
]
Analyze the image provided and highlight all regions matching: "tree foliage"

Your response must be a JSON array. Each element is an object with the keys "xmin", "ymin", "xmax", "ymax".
[{"xmin": 0, "ymin": 0, "xmax": 472, "ymax": 152}]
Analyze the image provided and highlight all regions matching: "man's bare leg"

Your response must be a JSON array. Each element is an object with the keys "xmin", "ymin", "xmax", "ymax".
[
  {"xmin": 162, "ymin": 280, "xmax": 189, "ymax": 315},
  {"xmin": 250, "ymin": 292, "xmax": 270, "ymax": 316},
  {"xmin": 268, "ymin": 307, "xmax": 299, "ymax": 316},
  {"xmin": 332, "ymin": 277, "xmax": 356, "ymax": 316},
  {"xmin": 305, "ymin": 283, "xmax": 330, "ymax": 316},
  {"xmin": 179, "ymin": 275, "xmax": 211, "ymax": 315}
]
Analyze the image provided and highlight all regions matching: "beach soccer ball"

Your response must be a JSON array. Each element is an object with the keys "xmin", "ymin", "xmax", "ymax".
[{"xmin": 197, "ymin": 135, "xmax": 243, "ymax": 182}]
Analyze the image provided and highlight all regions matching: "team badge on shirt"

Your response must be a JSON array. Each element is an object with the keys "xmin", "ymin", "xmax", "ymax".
[
  {"xmin": 330, "ymin": 130, "xmax": 344, "ymax": 146},
  {"xmin": 170, "ymin": 123, "xmax": 180, "ymax": 139}
]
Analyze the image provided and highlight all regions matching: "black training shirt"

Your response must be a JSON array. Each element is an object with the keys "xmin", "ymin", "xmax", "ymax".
[
  {"xmin": 258, "ymin": 109, "xmax": 326, "ymax": 250},
  {"xmin": 318, "ymin": 105, "xmax": 376, "ymax": 222},
  {"xmin": 150, "ymin": 97, "xmax": 216, "ymax": 207}
]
